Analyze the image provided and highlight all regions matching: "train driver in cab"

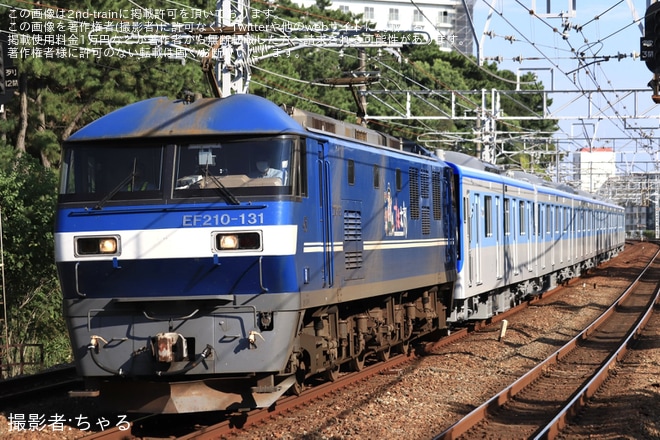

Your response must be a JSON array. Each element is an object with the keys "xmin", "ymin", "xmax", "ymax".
[{"xmin": 253, "ymin": 158, "xmax": 284, "ymax": 181}]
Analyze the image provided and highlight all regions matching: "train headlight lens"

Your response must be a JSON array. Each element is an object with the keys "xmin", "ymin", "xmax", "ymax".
[
  {"xmin": 215, "ymin": 232, "xmax": 261, "ymax": 251},
  {"xmin": 76, "ymin": 236, "xmax": 120, "ymax": 256},
  {"xmin": 219, "ymin": 234, "xmax": 239, "ymax": 250},
  {"xmin": 99, "ymin": 238, "xmax": 118, "ymax": 254}
]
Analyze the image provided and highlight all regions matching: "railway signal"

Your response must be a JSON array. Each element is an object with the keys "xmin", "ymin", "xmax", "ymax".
[
  {"xmin": 641, "ymin": 2, "xmax": 660, "ymax": 73},
  {"xmin": 641, "ymin": 2, "xmax": 660, "ymax": 102}
]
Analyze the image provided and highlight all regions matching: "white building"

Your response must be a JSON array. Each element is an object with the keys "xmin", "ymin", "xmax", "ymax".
[
  {"xmin": 573, "ymin": 147, "xmax": 616, "ymax": 193},
  {"xmin": 293, "ymin": 0, "xmax": 476, "ymax": 54}
]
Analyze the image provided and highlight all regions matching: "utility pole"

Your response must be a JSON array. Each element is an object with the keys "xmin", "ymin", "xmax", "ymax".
[
  {"xmin": 215, "ymin": 0, "xmax": 250, "ymax": 96},
  {"xmin": 358, "ymin": 48, "xmax": 368, "ymax": 126}
]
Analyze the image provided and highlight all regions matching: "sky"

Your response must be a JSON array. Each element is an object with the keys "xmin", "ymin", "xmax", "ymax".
[{"xmin": 470, "ymin": 0, "xmax": 659, "ymax": 178}]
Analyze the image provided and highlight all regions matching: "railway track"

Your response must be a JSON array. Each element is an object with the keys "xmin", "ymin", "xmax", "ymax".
[
  {"xmin": 77, "ymin": 288, "xmax": 568, "ymax": 439},
  {"xmin": 435, "ymin": 247, "xmax": 660, "ymax": 440},
  {"xmin": 0, "ymin": 365, "xmax": 80, "ymax": 409},
  {"xmin": 80, "ymin": 341, "xmax": 436, "ymax": 439},
  {"xmin": 5, "ymin": 244, "xmax": 650, "ymax": 439}
]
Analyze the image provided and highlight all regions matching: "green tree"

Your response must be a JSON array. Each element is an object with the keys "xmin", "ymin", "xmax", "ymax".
[
  {"xmin": 0, "ymin": 0, "xmax": 208, "ymax": 169},
  {"xmin": 0, "ymin": 155, "xmax": 63, "ymax": 373},
  {"xmin": 0, "ymin": 0, "xmax": 209, "ymax": 374}
]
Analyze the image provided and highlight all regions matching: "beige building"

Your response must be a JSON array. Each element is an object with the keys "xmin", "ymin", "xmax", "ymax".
[
  {"xmin": 573, "ymin": 147, "xmax": 616, "ymax": 193},
  {"xmin": 293, "ymin": 0, "xmax": 476, "ymax": 54}
]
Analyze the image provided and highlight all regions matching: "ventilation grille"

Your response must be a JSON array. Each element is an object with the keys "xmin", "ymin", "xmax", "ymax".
[
  {"xmin": 432, "ymin": 171, "xmax": 442, "ymax": 220},
  {"xmin": 355, "ymin": 130, "xmax": 367, "ymax": 141},
  {"xmin": 422, "ymin": 206, "xmax": 431, "ymax": 235},
  {"xmin": 409, "ymin": 167, "xmax": 420, "ymax": 220},
  {"xmin": 420, "ymin": 169, "xmax": 429, "ymax": 199},
  {"xmin": 312, "ymin": 117, "xmax": 336, "ymax": 133},
  {"xmin": 344, "ymin": 210, "xmax": 363, "ymax": 269}
]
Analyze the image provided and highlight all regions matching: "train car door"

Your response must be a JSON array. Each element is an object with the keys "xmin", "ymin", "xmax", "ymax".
[
  {"xmin": 539, "ymin": 203, "xmax": 546, "ymax": 271},
  {"xmin": 526, "ymin": 200, "xmax": 533, "ymax": 274},
  {"xmin": 443, "ymin": 167, "xmax": 457, "ymax": 269},
  {"xmin": 550, "ymin": 205, "xmax": 556, "ymax": 267},
  {"xmin": 317, "ymin": 142, "xmax": 334, "ymax": 288},
  {"xmin": 469, "ymin": 192, "xmax": 482, "ymax": 286}
]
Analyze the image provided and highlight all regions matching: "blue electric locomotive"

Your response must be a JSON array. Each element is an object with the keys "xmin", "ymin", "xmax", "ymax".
[{"xmin": 56, "ymin": 94, "xmax": 457, "ymax": 413}]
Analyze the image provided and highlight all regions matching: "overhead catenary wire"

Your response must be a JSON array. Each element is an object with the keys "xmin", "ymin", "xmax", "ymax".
[{"xmin": 477, "ymin": 0, "xmax": 652, "ymax": 168}]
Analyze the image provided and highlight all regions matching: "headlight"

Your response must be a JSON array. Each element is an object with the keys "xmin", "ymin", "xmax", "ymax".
[
  {"xmin": 214, "ymin": 232, "xmax": 261, "ymax": 251},
  {"xmin": 76, "ymin": 236, "xmax": 120, "ymax": 256},
  {"xmin": 99, "ymin": 238, "xmax": 118, "ymax": 253},
  {"xmin": 219, "ymin": 234, "xmax": 239, "ymax": 250}
]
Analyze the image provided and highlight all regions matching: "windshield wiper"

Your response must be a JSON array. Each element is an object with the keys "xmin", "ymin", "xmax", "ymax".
[
  {"xmin": 92, "ymin": 171, "xmax": 137, "ymax": 210},
  {"xmin": 204, "ymin": 171, "xmax": 240, "ymax": 205}
]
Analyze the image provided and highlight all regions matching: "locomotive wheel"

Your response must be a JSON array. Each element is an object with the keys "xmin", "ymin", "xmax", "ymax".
[
  {"xmin": 350, "ymin": 352, "xmax": 366, "ymax": 371},
  {"xmin": 289, "ymin": 360, "xmax": 307, "ymax": 396},
  {"xmin": 324, "ymin": 364, "xmax": 340, "ymax": 382}
]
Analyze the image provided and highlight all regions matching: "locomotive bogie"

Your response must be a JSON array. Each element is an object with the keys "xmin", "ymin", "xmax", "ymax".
[{"xmin": 295, "ymin": 285, "xmax": 448, "ymax": 380}]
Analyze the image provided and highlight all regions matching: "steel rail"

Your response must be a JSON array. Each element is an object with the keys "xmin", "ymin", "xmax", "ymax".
[
  {"xmin": 0, "ymin": 365, "xmax": 79, "ymax": 409},
  {"xmin": 434, "ymin": 247, "xmax": 660, "ymax": 440},
  {"xmin": 534, "ymin": 266, "xmax": 660, "ymax": 439}
]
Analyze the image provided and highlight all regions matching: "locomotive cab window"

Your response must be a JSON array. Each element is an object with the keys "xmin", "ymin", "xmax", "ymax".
[
  {"xmin": 173, "ymin": 136, "xmax": 301, "ymax": 199},
  {"xmin": 59, "ymin": 137, "xmax": 303, "ymax": 204},
  {"xmin": 59, "ymin": 144, "xmax": 164, "ymax": 203}
]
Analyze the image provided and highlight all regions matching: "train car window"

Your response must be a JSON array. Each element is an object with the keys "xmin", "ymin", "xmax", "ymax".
[
  {"xmin": 519, "ymin": 201, "xmax": 526, "ymax": 235},
  {"xmin": 485, "ymin": 195, "xmax": 492, "ymax": 237},
  {"xmin": 59, "ymin": 144, "xmax": 164, "ymax": 203},
  {"xmin": 172, "ymin": 137, "xmax": 297, "ymax": 199},
  {"xmin": 396, "ymin": 168, "xmax": 402, "ymax": 191},
  {"xmin": 348, "ymin": 160, "xmax": 355, "ymax": 185},
  {"xmin": 546, "ymin": 205, "xmax": 552, "ymax": 235},
  {"xmin": 373, "ymin": 165, "xmax": 380, "ymax": 188},
  {"xmin": 579, "ymin": 209, "xmax": 584, "ymax": 232},
  {"xmin": 504, "ymin": 198, "xmax": 510, "ymax": 236},
  {"xmin": 464, "ymin": 196, "xmax": 470, "ymax": 242}
]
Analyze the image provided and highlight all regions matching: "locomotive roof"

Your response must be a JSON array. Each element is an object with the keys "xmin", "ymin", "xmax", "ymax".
[{"xmin": 66, "ymin": 94, "xmax": 306, "ymax": 141}]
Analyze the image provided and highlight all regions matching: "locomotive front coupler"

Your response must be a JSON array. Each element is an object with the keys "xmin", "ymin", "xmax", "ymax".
[{"xmin": 155, "ymin": 344, "xmax": 213, "ymax": 376}]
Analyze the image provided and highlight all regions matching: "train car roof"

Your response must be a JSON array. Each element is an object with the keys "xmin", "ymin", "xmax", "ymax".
[
  {"xmin": 438, "ymin": 150, "xmax": 622, "ymax": 209},
  {"xmin": 437, "ymin": 150, "xmax": 535, "ymax": 191},
  {"xmin": 66, "ymin": 94, "xmax": 306, "ymax": 142}
]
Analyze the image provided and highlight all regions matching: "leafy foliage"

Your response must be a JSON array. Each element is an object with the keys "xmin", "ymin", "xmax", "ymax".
[{"xmin": 0, "ymin": 155, "xmax": 64, "ymax": 373}]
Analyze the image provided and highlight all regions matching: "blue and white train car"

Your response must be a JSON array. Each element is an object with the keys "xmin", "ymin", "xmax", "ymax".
[
  {"xmin": 438, "ymin": 151, "xmax": 625, "ymax": 322},
  {"xmin": 55, "ymin": 94, "xmax": 457, "ymax": 413}
]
